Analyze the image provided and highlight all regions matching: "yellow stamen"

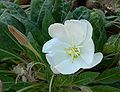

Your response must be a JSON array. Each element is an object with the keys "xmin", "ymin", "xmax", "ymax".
[{"xmin": 65, "ymin": 46, "xmax": 80, "ymax": 60}]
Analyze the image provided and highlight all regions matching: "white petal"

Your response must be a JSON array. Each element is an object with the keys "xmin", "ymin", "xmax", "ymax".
[
  {"xmin": 42, "ymin": 38, "xmax": 70, "ymax": 66},
  {"xmin": 80, "ymin": 39, "xmax": 94, "ymax": 65},
  {"xmin": 42, "ymin": 38, "xmax": 69, "ymax": 53},
  {"xmin": 43, "ymin": 38, "xmax": 70, "ymax": 67},
  {"xmin": 46, "ymin": 52, "xmax": 69, "ymax": 66},
  {"xmin": 89, "ymin": 52, "xmax": 103, "ymax": 68},
  {"xmin": 55, "ymin": 57, "xmax": 90, "ymax": 75},
  {"xmin": 48, "ymin": 23, "xmax": 70, "ymax": 43},
  {"xmin": 48, "ymin": 20, "xmax": 92, "ymax": 45},
  {"xmin": 79, "ymin": 19, "xmax": 93, "ymax": 44},
  {"xmin": 46, "ymin": 54, "xmax": 53, "ymax": 65},
  {"xmin": 49, "ymin": 23, "xmax": 64, "ymax": 38},
  {"xmin": 64, "ymin": 20, "xmax": 86, "ymax": 44},
  {"xmin": 50, "ymin": 66, "xmax": 60, "ymax": 74}
]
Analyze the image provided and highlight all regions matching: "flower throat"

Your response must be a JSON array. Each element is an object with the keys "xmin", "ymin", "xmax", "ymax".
[{"xmin": 65, "ymin": 46, "xmax": 80, "ymax": 60}]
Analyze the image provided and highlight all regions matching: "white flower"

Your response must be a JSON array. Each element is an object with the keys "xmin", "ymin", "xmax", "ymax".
[{"xmin": 42, "ymin": 19, "xmax": 103, "ymax": 74}]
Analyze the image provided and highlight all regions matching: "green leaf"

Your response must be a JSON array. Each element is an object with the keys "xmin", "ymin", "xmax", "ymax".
[
  {"xmin": 0, "ymin": 19, "xmax": 37, "ymax": 63},
  {"xmin": 52, "ymin": 0, "xmax": 63, "ymax": 22},
  {"xmin": 0, "ymin": 21, "xmax": 24, "ymax": 51},
  {"xmin": 30, "ymin": 0, "xmax": 53, "ymax": 25},
  {"xmin": 60, "ymin": 1, "xmax": 71, "ymax": 22},
  {"xmin": 54, "ymin": 75, "xmax": 73, "ymax": 87},
  {"xmin": 63, "ymin": 11, "xmax": 73, "ymax": 22},
  {"xmin": 27, "ymin": 32, "xmax": 41, "ymax": 51},
  {"xmin": 0, "ymin": 12, "xmax": 26, "ymax": 52},
  {"xmin": 0, "ymin": 74, "xmax": 15, "ymax": 91},
  {"xmin": 72, "ymin": 6, "xmax": 91, "ymax": 20},
  {"xmin": 95, "ymin": 53, "xmax": 119, "ymax": 71},
  {"xmin": 103, "ymin": 33, "xmax": 120, "ymax": 54},
  {"xmin": 0, "ymin": 1, "xmax": 27, "ymax": 18},
  {"xmin": 63, "ymin": 89, "xmax": 80, "ymax": 92},
  {"xmin": 0, "ymin": 72, "xmax": 30, "ymax": 92},
  {"xmin": 80, "ymin": 86, "xmax": 93, "ymax": 92},
  {"xmin": 73, "ymin": 72, "xmax": 99, "ymax": 85},
  {"xmin": 0, "ymin": 49, "xmax": 16, "ymax": 60},
  {"xmin": 62, "ymin": 1, "xmax": 70, "ymax": 13},
  {"xmin": 10, "ymin": 82, "xmax": 30, "ymax": 92},
  {"xmin": 12, "ymin": 16, "xmax": 44, "ymax": 46},
  {"xmin": 26, "ymin": 32, "xmax": 43, "ymax": 62},
  {"xmin": 91, "ymin": 85, "xmax": 120, "ymax": 92},
  {"xmin": 0, "ymin": 22, "xmax": 27, "ymax": 63},
  {"xmin": 16, "ymin": 82, "xmax": 48, "ymax": 92},
  {"xmin": 94, "ymin": 67, "xmax": 120, "ymax": 84},
  {"xmin": 2, "ymin": 79, "xmax": 30, "ymax": 92},
  {"xmin": 0, "ymin": 49, "xmax": 26, "ymax": 63},
  {"xmin": 110, "ymin": 81, "xmax": 120, "ymax": 89},
  {"xmin": 90, "ymin": 9, "xmax": 107, "ymax": 51},
  {"xmin": 30, "ymin": 0, "xmax": 44, "ymax": 22},
  {"xmin": 24, "ymin": 20, "xmax": 44, "ymax": 46},
  {"xmin": 0, "ymin": 9, "xmax": 4, "ymax": 16},
  {"xmin": 0, "ymin": 11, "xmax": 26, "ymax": 33},
  {"xmin": 42, "ymin": 9, "xmax": 55, "ymax": 41}
]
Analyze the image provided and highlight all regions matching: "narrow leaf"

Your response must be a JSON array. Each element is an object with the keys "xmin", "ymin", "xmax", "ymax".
[
  {"xmin": 73, "ymin": 72, "xmax": 100, "ymax": 85},
  {"xmin": 94, "ymin": 67, "xmax": 120, "ymax": 84}
]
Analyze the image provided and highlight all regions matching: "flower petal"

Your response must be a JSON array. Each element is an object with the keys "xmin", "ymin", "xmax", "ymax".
[
  {"xmin": 46, "ymin": 52, "xmax": 69, "ymax": 66},
  {"xmin": 48, "ymin": 23, "xmax": 70, "ymax": 43},
  {"xmin": 80, "ymin": 39, "xmax": 94, "ymax": 65},
  {"xmin": 89, "ymin": 52, "xmax": 103, "ymax": 68},
  {"xmin": 43, "ymin": 38, "xmax": 70, "ymax": 66},
  {"xmin": 50, "ymin": 66, "xmax": 60, "ymax": 74},
  {"xmin": 42, "ymin": 38, "xmax": 69, "ymax": 53},
  {"xmin": 64, "ymin": 20, "xmax": 86, "ymax": 44},
  {"xmin": 46, "ymin": 54, "xmax": 53, "ymax": 65},
  {"xmin": 48, "ymin": 20, "xmax": 93, "ymax": 45},
  {"xmin": 55, "ymin": 57, "xmax": 90, "ymax": 74},
  {"xmin": 79, "ymin": 19, "xmax": 93, "ymax": 44}
]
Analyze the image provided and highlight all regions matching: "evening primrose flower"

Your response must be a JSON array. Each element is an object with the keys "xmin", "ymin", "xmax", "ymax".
[{"xmin": 42, "ymin": 19, "xmax": 103, "ymax": 74}]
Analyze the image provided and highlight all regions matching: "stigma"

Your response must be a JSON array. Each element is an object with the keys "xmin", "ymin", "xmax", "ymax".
[{"xmin": 65, "ymin": 46, "xmax": 80, "ymax": 60}]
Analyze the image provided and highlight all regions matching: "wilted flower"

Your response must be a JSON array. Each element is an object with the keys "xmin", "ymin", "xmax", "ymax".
[
  {"xmin": 42, "ymin": 19, "xmax": 103, "ymax": 74},
  {"xmin": 13, "ymin": 64, "xmax": 27, "ymax": 83},
  {"xmin": 8, "ymin": 25, "xmax": 28, "ymax": 46},
  {"xmin": 8, "ymin": 25, "xmax": 43, "ymax": 61}
]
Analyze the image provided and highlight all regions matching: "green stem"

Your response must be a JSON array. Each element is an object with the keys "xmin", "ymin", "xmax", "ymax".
[
  {"xmin": 49, "ymin": 73, "xmax": 55, "ymax": 92},
  {"xmin": 26, "ymin": 42, "xmax": 43, "ymax": 61}
]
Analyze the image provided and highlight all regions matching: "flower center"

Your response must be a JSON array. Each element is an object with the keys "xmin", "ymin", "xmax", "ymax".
[{"xmin": 65, "ymin": 46, "xmax": 80, "ymax": 60}]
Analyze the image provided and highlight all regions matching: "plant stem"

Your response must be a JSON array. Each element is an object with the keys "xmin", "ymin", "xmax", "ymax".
[
  {"xmin": 49, "ymin": 73, "xmax": 55, "ymax": 92},
  {"xmin": 26, "ymin": 42, "xmax": 43, "ymax": 61}
]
